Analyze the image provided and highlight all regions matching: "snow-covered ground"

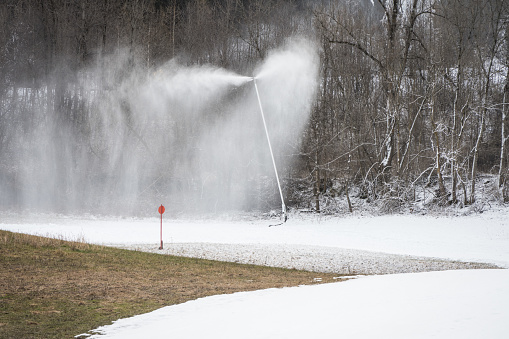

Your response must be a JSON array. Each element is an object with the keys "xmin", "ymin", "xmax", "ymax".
[
  {"xmin": 1, "ymin": 209, "xmax": 509, "ymax": 338},
  {"xmin": 82, "ymin": 269, "xmax": 509, "ymax": 339}
]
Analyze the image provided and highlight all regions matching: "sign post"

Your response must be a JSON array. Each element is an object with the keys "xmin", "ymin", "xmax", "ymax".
[{"xmin": 158, "ymin": 204, "xmax": 165, "ymax": 249}]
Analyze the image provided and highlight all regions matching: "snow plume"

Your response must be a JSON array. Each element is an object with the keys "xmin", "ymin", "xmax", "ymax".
[
  {"xmin": 253, "ymin": 38, "xmax": 319, "ymax": 161},
  {"xmin": 188, "ymin": 38, "xmax": 319, "ymax": 213},
  {"xmin": 0, "ymin": 38, "xmax": 318, "ymax": 216}
]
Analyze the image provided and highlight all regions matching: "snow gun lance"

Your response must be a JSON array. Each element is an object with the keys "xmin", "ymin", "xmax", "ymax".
[{"xmin": 252, "ymin": 77, "xmax": 288, "ymax": 226}]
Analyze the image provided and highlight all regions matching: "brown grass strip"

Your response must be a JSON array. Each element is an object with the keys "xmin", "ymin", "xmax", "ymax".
[{"xmin": 0, "ymin": 230, "xmax": 344, "ymax": 338}]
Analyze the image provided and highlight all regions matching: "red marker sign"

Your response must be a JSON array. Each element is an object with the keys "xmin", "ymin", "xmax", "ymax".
[{"xmin": 158, "ymin": 204, "xmax": 165, "ymax": 249}]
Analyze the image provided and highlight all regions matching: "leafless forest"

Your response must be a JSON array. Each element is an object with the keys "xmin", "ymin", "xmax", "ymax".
[{"xmin": 1, "ymin": 0, "xmax": 509, "ymax": 215}]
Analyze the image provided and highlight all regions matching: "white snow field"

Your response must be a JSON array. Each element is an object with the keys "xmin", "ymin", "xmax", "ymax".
[
  {"xmin": 1, "ymin": 208, "xmax": 509, "ymax": 338},
  {"xmin": 82, "ymin": 269, "xmax": 509, "ymax": 339}
]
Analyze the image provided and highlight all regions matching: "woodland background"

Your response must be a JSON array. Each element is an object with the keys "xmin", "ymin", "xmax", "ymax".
[{"xmin": 1, "ymin": 0, "xmax": 509, "ymax": 215}]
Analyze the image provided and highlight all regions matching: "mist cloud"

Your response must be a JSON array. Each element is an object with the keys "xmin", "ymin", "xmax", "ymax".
[{"xmin": 0, "ymin": 38, "xmax": 318, "ymax": 216}]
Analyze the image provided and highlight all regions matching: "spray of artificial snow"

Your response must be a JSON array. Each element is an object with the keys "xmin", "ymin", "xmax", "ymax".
[{"xmin": 2, "ymin": 38, "xmax": 318, "ymax": 215}]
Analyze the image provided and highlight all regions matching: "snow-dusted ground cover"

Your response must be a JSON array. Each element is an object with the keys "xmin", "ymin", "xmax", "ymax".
[
  {"xmin": 131, "ymin": 242, "xmax": 495, "ymax": 275},
  {"xmin": 1, "ymin": 208, "xmax": 509, "ymax": 338}
]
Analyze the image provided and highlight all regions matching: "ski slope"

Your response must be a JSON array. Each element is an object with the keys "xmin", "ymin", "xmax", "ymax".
[{"xmin": 1, "ymin": 209, "xmax": 509, "ymax": 338}]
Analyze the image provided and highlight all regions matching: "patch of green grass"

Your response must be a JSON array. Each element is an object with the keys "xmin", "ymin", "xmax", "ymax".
[{"xmin": 0, "ymin": 230, "xmax": 344, "ymax": 338}]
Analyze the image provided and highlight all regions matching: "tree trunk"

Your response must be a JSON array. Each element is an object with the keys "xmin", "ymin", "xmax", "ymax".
[
  {"xmin": 499, "ymin": 22, "xmax": 509, "ymax": 189},
  {"xmin": 314, "ymin": 150, "xmax": 320, "ymax": 213},
  {"xmin": 345, "ymin": 180, "xmax": 353, "ymax": 213},
  {"xmin": 451, "ymin": 52, "xmax": 463, "ymax": 204},
  {"xmin": 470, "ymin": 113, "xmax": 485, "ymax": 204},
  {"xmin": 430, "ymin": 84, "xmax": 447, "ymax": 199},
  {"xmin": 499, "ymin": 89, "xmax": 508, "ymax": 188}
]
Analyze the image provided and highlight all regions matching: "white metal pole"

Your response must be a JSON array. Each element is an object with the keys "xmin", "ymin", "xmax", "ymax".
[{"xmin": 253, "ymin": 78, "xmax": 287, "ymax": 221}]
